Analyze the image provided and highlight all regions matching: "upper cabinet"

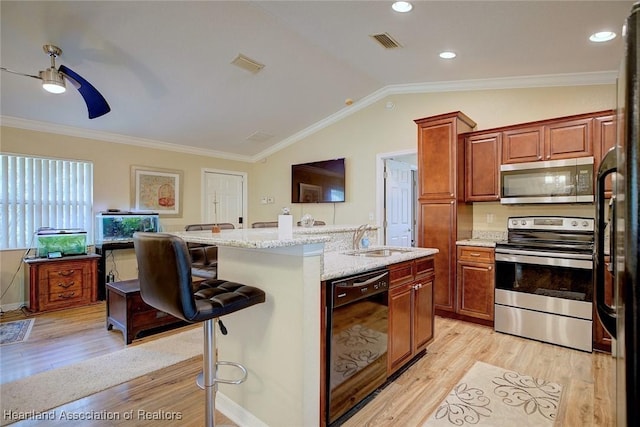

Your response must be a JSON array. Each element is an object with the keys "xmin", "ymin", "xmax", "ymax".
[
  {"xmin": 464, "ymin": 132, "xmax": 501, "ymax": 202},
  {"xmin": 502, "ymin": 115, "xmax": 594, "ymax": 164},
  {"xmin": 416, "ymin": 112, "xmax": 476, "ymax": 200},
  {"xmin": 463, "ymin": 110, "xmax": 615, "ymax": 202}
]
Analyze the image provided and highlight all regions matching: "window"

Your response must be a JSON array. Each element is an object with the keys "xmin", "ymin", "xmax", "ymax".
[{"xmin": 0, "ymin": 154, "xmax": 94, "ymax": 250}]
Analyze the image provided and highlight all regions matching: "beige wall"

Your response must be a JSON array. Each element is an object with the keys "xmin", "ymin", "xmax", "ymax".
[
  {"xmin": 249, "ymin": 84, "xmax": 614, "ymax": 226},
  {"xmin": 0, "ymin": 126, "xmax": 252, "ymax": 309},
  {"xmin": 0, "ymin": 83, "xmax": 615, "ymax": 309}
]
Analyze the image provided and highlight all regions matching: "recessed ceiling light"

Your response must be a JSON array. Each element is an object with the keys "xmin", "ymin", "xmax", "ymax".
[
  {"xmin": 392, "ymin": 1, "xmax": 413, "ymax": 13},
  {"xmin": 439, "ymin": 51, "xmax": 457, "ymax": 59},
  {"xmin": 589, "ymin": 31, "xmax": 616, "ymax": 42}
]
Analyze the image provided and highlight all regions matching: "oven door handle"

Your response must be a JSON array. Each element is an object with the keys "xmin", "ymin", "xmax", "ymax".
[
  {"xmin": 495, "ymin": 251, "xmax": 593, "ymax": 269},
  {"xmin": 594, "ymin": 146, "xmax": 617, "ymax": 338}
]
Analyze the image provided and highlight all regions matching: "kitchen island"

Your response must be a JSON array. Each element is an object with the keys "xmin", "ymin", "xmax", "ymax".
[{"xmin": 170, "ymin": 227, "xmax": 437, "ymax": 426}]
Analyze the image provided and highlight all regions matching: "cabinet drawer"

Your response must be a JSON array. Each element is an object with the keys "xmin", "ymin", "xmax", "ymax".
[
  {"xmin": 457, "ymin": 246, "xmax": 494, "ymax": 263},
  {"xmin": 389, "ymin": 261, "xmax": 414, "ymax": 288},
  {"xmin": 415, "ymin": 257, "xmax": 435, "ymax": 279}
]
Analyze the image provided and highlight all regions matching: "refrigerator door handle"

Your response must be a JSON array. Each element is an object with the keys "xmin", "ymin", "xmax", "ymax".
[{"xmin": 594, "ymin": 146, "xmax": 618, "ymax": 338}]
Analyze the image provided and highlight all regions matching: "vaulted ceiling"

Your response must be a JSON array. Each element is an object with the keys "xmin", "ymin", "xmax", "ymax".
[{"xmin": 0, "ymin": 1, "xmax": 634, "ymax": 161}]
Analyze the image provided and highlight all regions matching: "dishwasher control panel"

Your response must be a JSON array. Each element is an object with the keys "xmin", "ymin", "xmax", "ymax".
[{"xmin": 330, "ymin": 269, "xmax": 389, "ymax": 308}]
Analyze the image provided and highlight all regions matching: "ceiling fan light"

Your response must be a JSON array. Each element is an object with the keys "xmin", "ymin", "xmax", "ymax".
[{"xmin": 40, "ymin": 68, "xmax": 66, "ymax": 93}]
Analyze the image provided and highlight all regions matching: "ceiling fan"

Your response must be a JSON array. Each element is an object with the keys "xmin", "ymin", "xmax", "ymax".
[{"xmin": 1, "ymin": 44, "xmax": 111, "ymax": 119}]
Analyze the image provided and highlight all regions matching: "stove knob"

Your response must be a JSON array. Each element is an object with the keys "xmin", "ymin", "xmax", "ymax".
[
  {"xmin": 521, "ymin": 220, "xmax": 527, "ymax": 226},
  {"xmin": 582, "ymin": 221, "xmax": 589, "ymax": 227},
  {"xmin": 571, "ymin": 220, "xmax": 578, "ymax": 226},
  {"xmin": 512, "ymin": 220, "xmax": 518, "ymax": 226}
]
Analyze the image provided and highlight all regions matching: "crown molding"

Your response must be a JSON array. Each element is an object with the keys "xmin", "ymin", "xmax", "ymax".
[
  {"xmin": 250, "ymin": 71, "xmax": 617, "ymax": 162},
  {"xmin": 2, "ymin": 71, "xmax": 617, "ymax": 164}
]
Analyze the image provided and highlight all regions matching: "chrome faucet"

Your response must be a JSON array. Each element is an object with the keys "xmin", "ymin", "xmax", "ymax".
[{"xmin": 353, "ymin": 224, "xmax": 369, "ymax": 250}]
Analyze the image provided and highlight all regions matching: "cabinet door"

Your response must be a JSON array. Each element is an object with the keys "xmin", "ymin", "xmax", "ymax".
[
  {"xmin": 594, "ymin": 258, "xmax": 614, "ymax": 352},
  {"xmin": 417, "ymin": 118, "xmax": 457, "ymax": 200},
  {"xmin": 413, "ymin": 278, "xmax": 434, "ymax": 351},
  {"xmin": 502, "ymin": 126, "xmax": 543, "ymax": 164},
  {"xmin": 545, "ymin": 117, "xmax": 593, "ymax": 160},
  {"xmin": 456, "ymin": 261, "xmax": 495, "ymax": 321},
  {"xmin": 388, "ymin": 283, "xmax": 413, "ymax": 373},
  {"xmin": 594, "ymin": 114, "xmax": 616, "ymax": 197},
  {"xmin": 419, "ymin": 202, "xmax": 455, "ymax": 312},
  {"xmin": 465, "ymin": 133, "xmax": 500, "ymax": 201}
]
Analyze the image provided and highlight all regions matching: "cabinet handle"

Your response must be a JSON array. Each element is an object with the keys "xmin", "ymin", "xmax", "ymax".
[
  {"xmin": 470, "ymin": 252, "xmax": 481, "ymax": 257},
  {"xmin": 58, "ymin": 291, "xmax": 75, "ymax": 299},
  {"xmin": 58, "ymin": 269, "xmax": 76, "ymax": 277},
  {"xmin": 414, "ymin": 283, "xmax": 422, "ymax": 290},
  {"xmin": 57, "ymin": 281, "xmax": 75, "ymax": 289},
  {"xmin": 488, "ymin": 266, "xmax": 493, "ymax": 271}
]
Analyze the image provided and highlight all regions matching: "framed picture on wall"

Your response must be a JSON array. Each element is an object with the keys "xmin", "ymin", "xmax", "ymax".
[{"xmin": 131, "ymin": 165, "xmax": 183, "ymax": 217}]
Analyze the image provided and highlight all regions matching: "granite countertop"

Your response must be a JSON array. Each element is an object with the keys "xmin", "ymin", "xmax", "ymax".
[
  {"xmin": 171, "ymin": 229, "xmax": 331, "ymax": 249},
  {"xmin": 455, "ymin": 239, "xmax": 501, "ymax": 248},
  {"xmin": 322, "ymin": 247, "xmax": 438, "ymax": 281}
]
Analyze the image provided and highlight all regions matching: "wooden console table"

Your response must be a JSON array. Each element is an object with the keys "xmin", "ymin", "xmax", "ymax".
[
  {"xmin": 106, "ymin": 279, "xmax": 185, "ymax": 344},
  {"xmin": 25, "ymin": 254, "xmax": 100, "ymax": 313}
]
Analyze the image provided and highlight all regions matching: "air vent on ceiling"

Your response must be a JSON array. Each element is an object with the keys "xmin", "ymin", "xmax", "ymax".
[
  {"xmin": 246, "ymin": 131, "xmax": 274, "ymax": 143},
  {"xmin": 231, "ymin": 54, "xmax": 265, "ymax": 74},
  {"xmin": 370, "ymin": 32, "xmax": 402, "ymax": 49}
]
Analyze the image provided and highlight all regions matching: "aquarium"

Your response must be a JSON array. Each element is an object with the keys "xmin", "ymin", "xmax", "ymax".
[
  {"xmin": 37, "ymin": 229, "xmax": 88, "ymax": 257},
  {"xmin": 96, "ymin": 212, "xmax": 160, "ymax": 244}
]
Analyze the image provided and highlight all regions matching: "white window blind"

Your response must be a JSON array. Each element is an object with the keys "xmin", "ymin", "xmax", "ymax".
[{"xmin": 0, "ymin": 154, "xmax": 94, "ymax": 250}]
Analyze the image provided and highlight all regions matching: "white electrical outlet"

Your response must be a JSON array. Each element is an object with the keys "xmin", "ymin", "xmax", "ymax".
[
  {"xmin": 487, "ymin": 213, "xmax": 495, "ymax": 224},
  {"xmin": 368, "ymin": 212, "xmax": 374, "ymax": 221}
]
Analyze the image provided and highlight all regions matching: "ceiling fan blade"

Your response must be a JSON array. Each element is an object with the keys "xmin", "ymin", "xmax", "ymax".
[
  {"xmin": 58, "ymin": 65, "xmax": 111, "ymax": 119},
  {"xmin": 0, "ymin": 66, "xmax": 40, "ymax": 79}
]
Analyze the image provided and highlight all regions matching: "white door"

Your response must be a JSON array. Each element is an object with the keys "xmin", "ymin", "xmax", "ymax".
[
  {"xmin": 203, "ymin": 170, "xmax": 245, "ymax": 228},
  {"xmin": 385, "ymin": 159, "xmax": 414, "ymax": 247}
]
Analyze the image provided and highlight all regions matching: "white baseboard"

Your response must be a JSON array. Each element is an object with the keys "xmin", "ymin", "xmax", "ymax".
[
  {"xmin": 0, "ymin": 301, "xmax": 27, "ymax": 313},
  {"xmin": 217, "ymin": 392, "xmax": 268, "ymax": 427}
]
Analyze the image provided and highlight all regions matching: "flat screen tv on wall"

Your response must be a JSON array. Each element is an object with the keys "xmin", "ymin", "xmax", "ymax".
[{"xmin": 291, "ymin": 158, "xmax": 345, "ymax": 203}]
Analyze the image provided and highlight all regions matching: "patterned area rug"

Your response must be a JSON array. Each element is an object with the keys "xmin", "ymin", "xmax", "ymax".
[
  {"xmin": 0, "ymin": 319, "xmax": 35, "ymax": 346},
  {"xmin": 424, "ymin": 361, "xmax": 563, "ymax": 426}
]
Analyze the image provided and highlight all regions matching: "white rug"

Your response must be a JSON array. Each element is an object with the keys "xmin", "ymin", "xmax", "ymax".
[
  {"xmin": 424, "ymin": 361, "xmax": 563, "ymax": 426},
  {"xmin": 0, "ymin": 327, "xmax": 202, "ymax": 426}
]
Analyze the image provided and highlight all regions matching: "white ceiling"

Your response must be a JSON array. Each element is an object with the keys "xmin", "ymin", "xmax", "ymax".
[{"xmin": 0, "ymin": 1, "xmax": 634, "ymax": 162}]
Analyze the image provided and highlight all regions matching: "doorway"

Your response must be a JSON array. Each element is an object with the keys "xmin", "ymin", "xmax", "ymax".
[
  {"xmin": 201, "ymin": 169, "xmax": 248, "ymax": 228},
  {"xmin": 376, "ymin": 150, "xmax": 417, "ymax": 246}
]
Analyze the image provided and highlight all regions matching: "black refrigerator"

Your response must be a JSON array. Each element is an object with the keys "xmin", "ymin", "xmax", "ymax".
[{"xmin": 595, "ymin": 2, "xmax": 640, "ymax": 426}]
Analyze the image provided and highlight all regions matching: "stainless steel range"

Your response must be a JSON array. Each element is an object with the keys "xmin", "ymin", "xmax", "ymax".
[{"xmin": 494, "ymin": 216, "xmax": 594, "ymax": 352}]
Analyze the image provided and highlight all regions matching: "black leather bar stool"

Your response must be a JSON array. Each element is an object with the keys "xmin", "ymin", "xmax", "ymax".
[{"xmin": 133, "ymin": 232, "xmax": 265, "ymax": 427}]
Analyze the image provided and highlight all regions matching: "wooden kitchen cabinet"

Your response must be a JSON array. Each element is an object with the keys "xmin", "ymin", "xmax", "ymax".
[
  {"xmin": 464, "ymin": 132, "xmax": 501, "ymax": 202},
  {"xmin": 416, "ymin": 112, "xmax": 476, "ymax": 201},
  {"xmin": 594, "ymin": 113, "xmax": 616, "ymax": 198},
  {"xmin": 25, "ymin": 254, "xmax": 100, "ymax": 313},
  {"xmin": 388, "ymin": 257, "xmax": 435, "ymax": 374},
  {"xmin": 416, "ymin": 112, "xmax": 475, "ymax": 316},
  {"xmin": 502, "ymin": 114, "xmax": 596, "ymax": 164},
  {"xmin": 593, "ymin": 256, "xmax": 614, "ymax": 353},
  {"xmin": 456, "ymin": 246, "xmax": 495, "ymax": 325}
]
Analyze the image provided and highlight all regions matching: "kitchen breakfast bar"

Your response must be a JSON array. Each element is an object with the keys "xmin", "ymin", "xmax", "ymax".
[{"xmin": 170, "ymin": 227, "xmax": 437, "ymax": 426}]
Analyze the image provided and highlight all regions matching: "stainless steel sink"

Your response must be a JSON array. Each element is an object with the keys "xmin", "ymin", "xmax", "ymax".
[{"xmin": 345, "ymin": 248, "xmax": 415, "ymax": 257}]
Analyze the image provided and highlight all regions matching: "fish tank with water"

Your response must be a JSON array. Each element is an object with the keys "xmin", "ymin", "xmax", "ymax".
[
  {"xmin": 95, "ymin": 212, "xmax": 160, "ymax": 245},
  {"xmin": 37, "ymin": 229, "xmax": 88, "ymax": 258}
]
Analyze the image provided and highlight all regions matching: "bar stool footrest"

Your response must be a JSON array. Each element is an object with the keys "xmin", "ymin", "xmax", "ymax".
[{"xmin": 196, "ymin": 361, "xmax": 249, "ymax": 389}]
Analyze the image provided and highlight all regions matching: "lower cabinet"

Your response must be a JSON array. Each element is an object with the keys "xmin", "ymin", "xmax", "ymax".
[
  {"xmin": 593, "ymin": 256, "xmax": 614, "ymax": 353},
  {"xmin": 388, "ymin": 257, "xmax": 435, "ymax": 374},
  {"xmin": 456, "ymin": 246, "xmax": 495, "ymax": 324}
]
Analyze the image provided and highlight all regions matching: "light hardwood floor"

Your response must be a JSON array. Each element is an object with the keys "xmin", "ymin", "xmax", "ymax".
[{"xmin": 0, "ymin": 304, "xmax": 615, "ymax": 426}]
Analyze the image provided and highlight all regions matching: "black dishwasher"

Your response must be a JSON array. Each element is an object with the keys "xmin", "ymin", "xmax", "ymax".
[{"xmin": 326, "ymin": 268, "xmax": 389, "ymax": 425}]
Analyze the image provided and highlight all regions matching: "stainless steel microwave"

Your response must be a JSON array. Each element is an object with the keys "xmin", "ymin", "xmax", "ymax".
[{"xmin": 500, "ymin": 157, "xmax": 594, "ymax": 204}]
